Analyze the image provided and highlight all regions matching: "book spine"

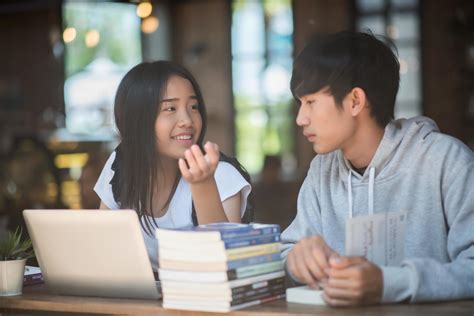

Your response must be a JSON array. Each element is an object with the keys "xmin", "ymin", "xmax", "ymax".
[
  {"xmin": 23, "ymin": 273, "xmax": 44, "ymax": 286},
  {"xmin": 226, "ymin": 252, "xmax": 281, "ymax": 270},
  {"xmin": 232, "ymin": 282, "xmax": 286, "ymax": 301},
  {"xmin": 231, "ymin": 287, "xmax": 286, "ymax": 306},
  {"xmin": 221, "ymin": 226, "xmax": 280, "ymax": 240},
  {"xmin": 227, "ymin": 260, "xmax": 283, "ymax": 280},
  {"xmin": 223, "ymin": 234, "xmax": 280, "ymax": 249},
  {"xmin": 231, "ymin": 277, "xmax": 285, "ymax": 295},
  {"xmin": 164, "ymin": 284, "xmax": 286, "ymax": 306},
  {"xmin": 230, "ymin": 293, "xmax": 286, "ymax": 311},
  {"xmin": 226, "ymin": 243, "xmax": 280, "ymax": 261}
]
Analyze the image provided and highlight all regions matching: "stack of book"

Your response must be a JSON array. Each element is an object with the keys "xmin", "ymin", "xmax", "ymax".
[
  {"xmin": 156, "ymin": 222, "xmax": 286, "ymax": 312},
  {"xmin": 24, "ymin": 266, "xmax": 43, "ymax": 286}
]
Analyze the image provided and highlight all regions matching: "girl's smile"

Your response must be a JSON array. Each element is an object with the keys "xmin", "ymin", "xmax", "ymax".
[
  {"xmin": 155, "ymin": 75, "xmax": 203, "ymax": 159},
  {"xmin": 171, "ymin": 133, "xmax": 195, "ymax": 146}
]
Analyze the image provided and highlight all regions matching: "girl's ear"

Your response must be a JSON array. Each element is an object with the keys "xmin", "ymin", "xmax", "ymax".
[{"xmin": 347, "ymin": 87, "xmax": 367, "ymax": 117}]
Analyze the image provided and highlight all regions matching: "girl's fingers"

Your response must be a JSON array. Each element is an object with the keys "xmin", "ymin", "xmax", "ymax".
[
  {"xmin": 182, "ymin": 143, "xmax": 221, "ymax": 183},
  {"xmin": 190, "ymin": 145, "xmax": 210, "ymax": 173},
  {"xmin": 178, "ymin": 158, "xmax": 193, "ymax": 180},
  {"xmin": 204, "ymin": 142, "xmax": 220, "ymax": 165},
  {"xmin": 190, "ymin": 144, "xmax": 205, "ymax": 160},
  {"xmin": 184, "ymin": 148, "xmax": 199, "ymax": 173}
]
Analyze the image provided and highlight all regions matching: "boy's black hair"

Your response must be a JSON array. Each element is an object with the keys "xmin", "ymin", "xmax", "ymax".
[{"xmin": 290, "ymin": 31, "xmax": 400, "ymax": 127}]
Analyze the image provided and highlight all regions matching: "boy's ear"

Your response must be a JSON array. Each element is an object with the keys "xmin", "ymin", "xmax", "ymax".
[{"xmin": 347, "ymin": 87, "xmax": 367, "ymax": 117}]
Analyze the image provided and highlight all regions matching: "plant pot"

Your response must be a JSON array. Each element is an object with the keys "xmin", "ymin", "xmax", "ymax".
[{"xmin": 0, "ymin": 258, "xmax": 27, "ymax": 296}]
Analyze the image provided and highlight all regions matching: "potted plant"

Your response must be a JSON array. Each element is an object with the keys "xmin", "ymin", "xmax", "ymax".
[{"xmin": 0, "ymin": 227, "xmax": 35, "ymax": 296}]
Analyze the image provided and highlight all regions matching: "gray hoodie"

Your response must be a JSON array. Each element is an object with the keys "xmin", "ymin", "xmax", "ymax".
[{"xmin": 281, "ymin": 116, "xmax": 474, "ymax": 303}]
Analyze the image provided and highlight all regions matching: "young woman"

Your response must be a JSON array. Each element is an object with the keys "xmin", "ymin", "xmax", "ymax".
[{"xmin": 94, "ymin": 61, "xmax": 251, "ymax": 270}]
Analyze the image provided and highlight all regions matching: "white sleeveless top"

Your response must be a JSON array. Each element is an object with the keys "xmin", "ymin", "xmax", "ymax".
[{"xmin": 94, "ymin": 151, "xmax": 251, "ymax": 270}]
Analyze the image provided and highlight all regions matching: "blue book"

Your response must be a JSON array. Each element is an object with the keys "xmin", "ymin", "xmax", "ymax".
[
  {"xmin": 226, "ymin": 252, "xmax": 282, "ymax": 270},
  {"xmin": 224, "ymin": 234, "xmax": 280, "ymax": 249},
  {"xmin": 156, "ymin": 222, "xmax": 281, "ymax": 243}
]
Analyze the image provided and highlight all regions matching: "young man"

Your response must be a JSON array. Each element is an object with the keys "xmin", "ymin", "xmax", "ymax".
[{"xmin": 281, "ymin": 31, "xmax": 474, "ymax": 306}]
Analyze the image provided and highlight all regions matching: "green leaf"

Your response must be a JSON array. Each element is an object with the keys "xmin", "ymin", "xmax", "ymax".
[{"xmin": 0, "ymin": 227, "xmax": 35, "ymax": 261}]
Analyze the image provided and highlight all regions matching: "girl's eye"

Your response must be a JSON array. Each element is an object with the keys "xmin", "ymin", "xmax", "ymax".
[
  {"xmin": 190, "ymin": 104, "xmax": 199, "ymax": 110},
  {"xmin": 163, "ymin": 106, "xmax": 175, "ymax": 112}
]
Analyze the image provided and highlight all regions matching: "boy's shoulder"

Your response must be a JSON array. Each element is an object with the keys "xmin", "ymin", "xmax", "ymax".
[
  {"xmin": 393, "ymin": 116, "xmax": 472, "ymax": 161},
  {"xmin": 422, "ymin": 129, "xmax": 473, "ymax": 164}
]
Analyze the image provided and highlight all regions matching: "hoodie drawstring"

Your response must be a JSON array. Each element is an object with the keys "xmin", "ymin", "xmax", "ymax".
[
  {"xmin": 348, "ymin": 167, "xmax": 375, "ymax": 218},
  {"xmin": 348, "ymin": 170, "xmax": 353, "ymax": 218},
  {"xmin": 368, "ymin": 167, "xmax": 375, "ymax": 215}
]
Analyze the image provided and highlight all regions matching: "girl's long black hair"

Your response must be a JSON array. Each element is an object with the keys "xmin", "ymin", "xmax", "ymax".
[
  {"xmin": 112, "ymin": 61, "xmax": 207, "ymax": 234},
  {"xmin": 111, "ymin": 61, "xmax": 252, "ymax": 234}
]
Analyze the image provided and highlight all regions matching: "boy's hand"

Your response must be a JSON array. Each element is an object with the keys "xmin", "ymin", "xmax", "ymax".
[
  {"xmin": 321, "ymin": 256, "xmax": 383, "ymax": 306},
  {"xmin": 179, "ymin": 142, "xmax": 220, "ymax": 184},
  {"xmin": 287, "ymin": 236, "xmax": 339, "ymax": 288}
]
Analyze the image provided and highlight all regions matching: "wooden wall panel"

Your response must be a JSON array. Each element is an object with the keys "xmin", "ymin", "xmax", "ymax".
[
  {"xmin": 171, "ymin": 0, "xmax": 234, "ymax": 155},
  {"xmin": 0, "ymin": 2, "xmax": 64, "ymax": 138},
  {"xmin": 421, "ymin": 0, "xmax": 474, "ymax": 147}
]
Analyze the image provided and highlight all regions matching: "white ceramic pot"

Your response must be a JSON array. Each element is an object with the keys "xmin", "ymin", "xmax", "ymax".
[{"xmin": 0, "ymin": 258, "xmax": 27, "ymax": 296}]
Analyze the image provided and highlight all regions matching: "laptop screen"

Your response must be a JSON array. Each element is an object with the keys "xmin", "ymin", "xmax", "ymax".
[{"xmin": 23, "ymin": 209, "xmax": 160, "ymax": 300}]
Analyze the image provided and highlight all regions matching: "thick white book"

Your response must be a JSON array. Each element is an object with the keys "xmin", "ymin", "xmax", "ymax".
[
  {"xmin": 159, "ymin": 261, "xmax": 283, "ymax": 283},
  {"xmin": 158, "ymin": 252, "xmax": 282, "ymax": 272},
  {"xmin": 163, "ymin": 293, "xmax": 285, "ymax": 312},
  {"xmin": 286, "ymin": 286, "xmax": 326, "ymax": 305},
  {"xmin": 162, "ymin": 277, "xmax": 285, "ymax": 299},
  {"xmin": 162, "ymin": 270, "xmax": 285, "ymax": 294},
  {"xmin": 158, "ymin": 242, "xmax": 281, "ymax": 262}
]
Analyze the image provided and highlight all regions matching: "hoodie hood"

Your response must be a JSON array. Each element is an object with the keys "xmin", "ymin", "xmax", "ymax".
[{"xmin": 337, "ymin": 116, "xmax": 440, "ymax": 182}]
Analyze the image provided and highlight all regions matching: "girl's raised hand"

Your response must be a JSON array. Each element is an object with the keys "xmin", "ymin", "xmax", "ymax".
[{"xmin": 178, "ymin": 141, "xmax": 220, "ymax": 184}]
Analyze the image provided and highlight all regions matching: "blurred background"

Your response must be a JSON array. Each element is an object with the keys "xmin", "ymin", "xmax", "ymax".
[{"xmin": 0, "ymin": 0, "xmax": 473, "ymax": 238}]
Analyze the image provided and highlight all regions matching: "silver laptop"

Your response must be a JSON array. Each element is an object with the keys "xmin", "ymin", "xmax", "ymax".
[{"xmin": 23, "ymin": 209, "xmax": 161, "ymax": 300}]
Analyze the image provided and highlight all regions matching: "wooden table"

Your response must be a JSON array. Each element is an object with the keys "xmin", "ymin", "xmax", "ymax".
[{"xmin": 1, "ymin": 285, "xmax": 473, "ymax": 315}]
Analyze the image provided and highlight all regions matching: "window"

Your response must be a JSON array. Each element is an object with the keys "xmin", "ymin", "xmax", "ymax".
[
  {"xmin": 231, "ymin": 0, "xmax": 294, "ymax": 175},
  {"xmin": 356, "ymin": 0, "xmax": 422, "ymax": 118},
  {"xmin": 63, "ymin": 1, "xmax": 142, "ymax": 136}
]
